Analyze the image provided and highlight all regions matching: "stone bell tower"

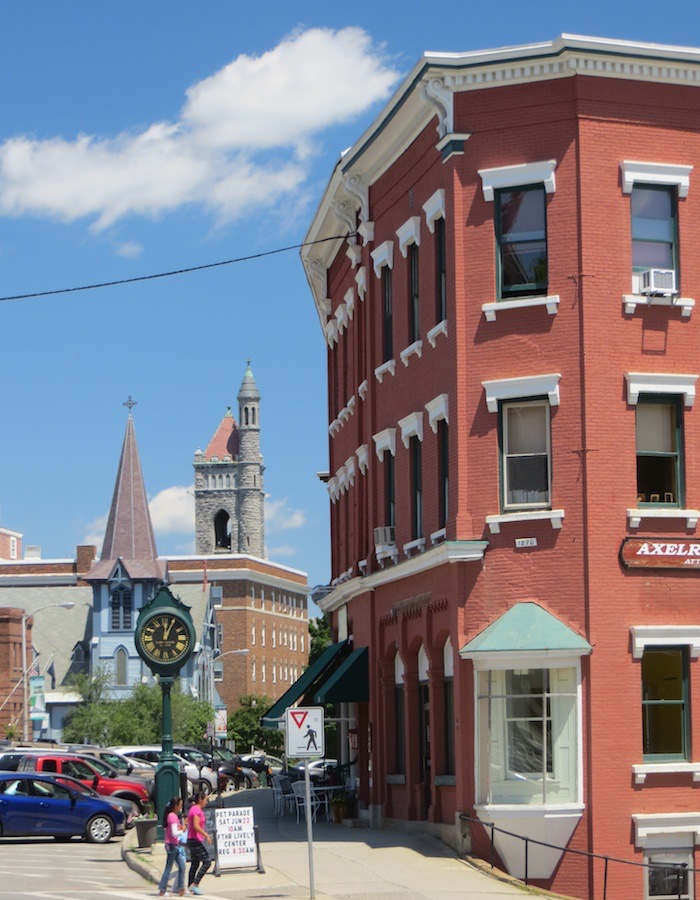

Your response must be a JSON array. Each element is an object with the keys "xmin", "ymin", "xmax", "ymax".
[{"xmin": 194, "ymin": 363, "xmax": 265, "ymax": 557}]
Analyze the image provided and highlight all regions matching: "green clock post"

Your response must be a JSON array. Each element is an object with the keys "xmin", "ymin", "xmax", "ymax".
[{"xmin": 135, "ymin": 585, "xmax": 196, "ymax": 837}]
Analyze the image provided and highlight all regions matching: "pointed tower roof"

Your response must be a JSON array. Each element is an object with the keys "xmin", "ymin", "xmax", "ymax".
[
  {"xmin": 202, "ymin": 407, "xmax": 239, "ymax": 461},
  {"xmin": 237, "ymin": 361, "xmax": 260, "ymax": 403},
  {"xmin": 85, "ymin": 414, "xmax": 164, "ymax": 582}
]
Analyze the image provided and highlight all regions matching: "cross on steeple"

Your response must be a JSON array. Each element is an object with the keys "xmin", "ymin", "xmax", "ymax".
[{"xmin": 123, "ymin": 396, "xmax": 137, "ymax": 412}]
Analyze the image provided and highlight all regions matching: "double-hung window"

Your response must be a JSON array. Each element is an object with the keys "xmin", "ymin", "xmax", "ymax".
[
  {"xmin": 501, "ymin": 400, "xmax": 551, "ymax": 510},
  {"xmin": 642, "ymin": 646, "xmax": 689, "ymax": 761},
  {"xmin": 496, "ymin": 185, "xmax": 547, "ymax": 297},
  {"xmin": 435, "ymin": 216, "xmax": 447, "ymax": 322},
  {"xmin": 636, "ymin": 396, "xmax": 683, "ymax": 506},
  {"xmin": 382, "ymin": 266, "xmax": 393, "ymax": 362},
  {"xmin": 410, "ymin": 435, "xmax": 422, "ymax": 540},
  {"xmin": 632, "ymin": 185, "xmax": 677, "ymax": 274},
  {"xmin": 408, "ymin": 242, "xmax": 420, "ymax": 344}
]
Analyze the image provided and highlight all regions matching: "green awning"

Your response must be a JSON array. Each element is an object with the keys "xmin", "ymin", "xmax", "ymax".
[
  {"xmin": 260, "ymin": 640, "xmax": 349, "ymax": 728},
  {"xmin": 314, "ymin": 647, "xmax": 368, "ymax": 704},
  {"xmin": 460, "ymin": 602, "xmax": 591, "ymax": 657}
]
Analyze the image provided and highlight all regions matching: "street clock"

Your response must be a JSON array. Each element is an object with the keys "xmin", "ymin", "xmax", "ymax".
[{"xmin": 135, "ymin": 585, "xmax": 195, "ymax": 677}]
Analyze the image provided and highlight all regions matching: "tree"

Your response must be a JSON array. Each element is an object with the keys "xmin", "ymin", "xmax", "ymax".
[
  {"xmin": 62, "ymin": 670, "xmax": 213, "ymax": 746},
  {"xmin": 62, "ymin": 668, "xmax": 114, "ymax": 744},
  {"xmin": 228, "ymin": 694, "xmax": 284, "ymax": 756},
  {"xmin": 308, "ymin": 615, "xmax": 331, "ymax": 665}
]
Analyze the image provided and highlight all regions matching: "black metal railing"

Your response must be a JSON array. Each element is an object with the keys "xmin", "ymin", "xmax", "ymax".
[{"xmin": 460, "ymin": 813, "xmax": 694, "ymax": 899}]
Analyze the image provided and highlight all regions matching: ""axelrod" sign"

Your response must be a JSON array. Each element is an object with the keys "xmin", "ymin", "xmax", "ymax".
[{"xmin": 620, "ymin": 538, "xmax": 700, "ymax": 569}]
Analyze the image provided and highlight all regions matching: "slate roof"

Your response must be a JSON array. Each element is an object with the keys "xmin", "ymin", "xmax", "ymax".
[
  {"xmin": 85, "ymin": 416, "xmax": 164, "ymax": 582},
  {"xmin": 203, "ymin": 408, "xmax": 239, "ymax": 461}
]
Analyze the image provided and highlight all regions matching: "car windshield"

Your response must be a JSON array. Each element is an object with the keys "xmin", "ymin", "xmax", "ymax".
[{"xmin": 80, "ymin": 756, "xmax": 113, "ymax": 776}]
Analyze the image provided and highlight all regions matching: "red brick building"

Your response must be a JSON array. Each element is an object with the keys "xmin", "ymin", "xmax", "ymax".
[{"xmin": 301, "ymin": 35, "xmax": 700, "ymax": 899}]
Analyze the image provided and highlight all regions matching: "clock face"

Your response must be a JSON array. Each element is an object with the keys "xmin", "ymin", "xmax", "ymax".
[{"xmin": 139, "ymin": 613, "xmax": 191, "ymax": 665}]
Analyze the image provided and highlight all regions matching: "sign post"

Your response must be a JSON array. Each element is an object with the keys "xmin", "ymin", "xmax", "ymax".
[{"xmin": 285, "ymin": 707, "xmax": 325, "ymax": 899}]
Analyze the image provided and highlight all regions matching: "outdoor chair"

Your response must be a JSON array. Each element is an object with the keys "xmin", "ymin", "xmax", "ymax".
[{"xmin": 291, "ymin": 779, "xmax": 321, "ymax": 823}]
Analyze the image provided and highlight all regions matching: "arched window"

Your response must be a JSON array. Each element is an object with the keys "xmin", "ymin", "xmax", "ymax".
[
  {"xmin": 251, "ymin": 407, "xmax": 256, "ymax": 425},
  {"xmin": 214, "ymin": 510, "xmax": 231, "ymax": 550},
  {"xmin": 115, "ymin": 647, "xmax": 128, "ymax": 686}
]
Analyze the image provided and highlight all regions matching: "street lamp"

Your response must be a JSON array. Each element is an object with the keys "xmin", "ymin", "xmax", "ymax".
[{"xmin": 22, "ymin": 602, "xmax": 75, "ymax": 741}]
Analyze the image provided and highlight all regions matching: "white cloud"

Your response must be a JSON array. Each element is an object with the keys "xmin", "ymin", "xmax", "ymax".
[
  {"xmin": 82, "ymin": 513, "xmax": 108, "ymax": 551},
  {"xmin": 149, "ymin": 485, "xmax": 194, "ymax": 534},
  {"xmin": 265, "ymin": 496, "xmax": 306, "ymax": 532},
  {"xmin": 0, "ymin": 28, "xmax": 400, "ymax": 232},
  {"xmin": 115, "ymin": 240, "xmax": 143, "ymax": 259},
  {"xmin": 265, "ymin": 542, "xmax": 298, "ymax": 559}
]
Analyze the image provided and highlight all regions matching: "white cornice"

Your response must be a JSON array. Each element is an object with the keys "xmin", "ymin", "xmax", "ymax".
[
  {"xmin": 303, "ymin": 35, "xmax": 700, "ymax": 331},
  {"xmin": 317, "ymin": 540, "xmax": 489, "ymax": 613}
]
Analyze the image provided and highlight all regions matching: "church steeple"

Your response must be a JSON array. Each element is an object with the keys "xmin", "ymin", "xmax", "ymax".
[
  {"xmin": 194, "ymin": 364, "xmax": 265, "ymax": 557},
  {"xmin": 86, "ymin": 409, "xmax": 163, "ymax": 582}
]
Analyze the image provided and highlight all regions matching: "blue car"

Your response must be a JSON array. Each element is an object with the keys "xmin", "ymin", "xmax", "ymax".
[{"xmin": 0, "ymin": 771, "xmax": 124, "ymax": 843}]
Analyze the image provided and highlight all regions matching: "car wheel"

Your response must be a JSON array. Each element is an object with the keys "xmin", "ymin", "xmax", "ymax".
[
  {"xmin": 198, "ymin": 780, "xmax": 211, "ymax": 796},
  {"xmin": 85, "ymin": 814, "xmax": 114, "ymax": 844}
]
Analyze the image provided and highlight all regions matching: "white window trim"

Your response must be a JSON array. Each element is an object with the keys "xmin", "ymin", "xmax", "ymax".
[
  {"xmin": 396, "ymin": 216, "xmax": 421, "ymax": 256},
  {"xmin": 486, "ymin": 509, "xmax": 564, "ymax": 534},
  {"xmin": 482, "ymin": 373, "xmax": 561, "ymax": 413},
  {"xmin": 344, "ymin": 288, "xmax": 355, "ymax": 320},
  {"xmin": 356, "ymin": 444, "xmax": 369, "ymax": 475},
  {"xmin": 625, "ymin": 372, "xmax": 698, "ymax": 408},
  {"xmin": 422, "ymin": 189, "xmax": 445, "ymax": 233},
  {"xmin": 373, "ymin": 428, "xmax": 397, "ymax": 460},
  {"xmin": 627, "ymin": 508, "xmax": 699, "ymax": 530},
  {"xmin": 623, "ymin": 294, "xmax": 695, "ymax": 318},
  {"xmin": 398, "ymin": 411, "xmax": 424, "ymax": 448},
  {"xmin": 355, "ymin": 266, "xmax": 367, "ymax": 301},
  {"xmin": 325, "ymin": 318, "xmax": 338, "ymax": 347},
  {"xmin": 358, "ymin": 379, "xmax": 368, "ymax": 400},
  {"xmin": 400, "ymin": 340, "xmax": 423, "ymax": 366},
  {"xmin": 478, "ymin": 159, "xmax": 557, "ymax": 202},
  {"xmin": 427, "ymin": 319, "xmax": 448, "ymax": 347},
  {"xmin": 425, "ymin": 394, "xmax": 449, "ymax": 432},
  {"xmin": 630, "ymin": 625, "xmax": 700, "ymax": 660},
  {"xmin": 374, "ymin": 360, "xmax": 396, "ymax": 383},
  {"xmin": 633, "ymin": 812, "xmax": 700, "ymax": 847},
  {"xmin": 370, "ymin": 240, "xmax": 394, "ymax": 278},
  {"xmin": 633, "ymin": 762, "xmax": 700, "ymax": 784},
  {"xmin": 327, "ymin": 476, "xmax": 339, "ymax": 503},
  {"xmin": 344, "ymin": 457, "xmax": 356, "ymax": 486},
  {"xmin": 403, "ymin": 537, "xmax": 426, "ymax": 558},
  {"xmin": 482, "ymin": 295, "xmax": 560, "ymax": 322},
  {"xmin": 620, "ymin": 160, "xmax": 692, "ymax": 198}
]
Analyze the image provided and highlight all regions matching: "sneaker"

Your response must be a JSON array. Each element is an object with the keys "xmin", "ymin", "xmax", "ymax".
[{"xmin": 190, "ymin": 888, "xmax": 203, "ymax": 896}]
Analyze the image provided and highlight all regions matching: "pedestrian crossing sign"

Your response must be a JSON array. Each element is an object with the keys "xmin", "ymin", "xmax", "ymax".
[{"xmin": 285, "ymin": 706, "xmax": 325, "ymax": 758}]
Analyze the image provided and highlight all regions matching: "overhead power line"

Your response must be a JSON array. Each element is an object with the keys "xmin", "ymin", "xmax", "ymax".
[{"xmin": 0, "ymin": 233, "xmax": 354, "ymax": 304}]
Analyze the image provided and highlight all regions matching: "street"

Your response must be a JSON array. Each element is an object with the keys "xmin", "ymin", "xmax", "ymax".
[{"xmin": 0, "ymin": 834, "xmax": 146, "ymax": 899}]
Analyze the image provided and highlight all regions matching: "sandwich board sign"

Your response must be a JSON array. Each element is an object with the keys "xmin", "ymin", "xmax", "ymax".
[{"xmin": 285, "ymin": 706, "xmax": 325, "ymax": 758}]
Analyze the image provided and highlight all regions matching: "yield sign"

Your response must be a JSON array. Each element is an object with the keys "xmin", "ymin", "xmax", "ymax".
[{"xmin": 285, "ymin": 706, "xmax": 325, "ymax": 758}]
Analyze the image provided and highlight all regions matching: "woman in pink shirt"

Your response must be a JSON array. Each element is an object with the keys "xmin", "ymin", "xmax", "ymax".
[
  {"xmin": 186, "ymin": 791, "xmax": 212, "ymax": 896},
  {"xmin": 158, "ymin": 796, "xmax": 186, "ymax": 896}
]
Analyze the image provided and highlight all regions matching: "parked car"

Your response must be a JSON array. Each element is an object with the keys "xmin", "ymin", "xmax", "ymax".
[
  {"xmin": 66, "ymin": 745, "xmax": 156, "ymax": 780},
  {"xmin": 53, "ymin": 773, "xmax": 138, "ymax": 829},
  {"xmin": 0, "ymin": 771, "xmax": 124, "ymax": 842},
  {"xmin": 16, "ymin": 752, "xmax": 150, "ymax": 810},
  {"xmin": 110, "ymin": 746, "xmax": 217, "ymax": 794},
  {"xmin": 72, "ymin": 753, "xmax": 154, "ymax": 798},
  {"xmin": 293, "ymin": 758, "xmax": 339, "ymax": 783}
]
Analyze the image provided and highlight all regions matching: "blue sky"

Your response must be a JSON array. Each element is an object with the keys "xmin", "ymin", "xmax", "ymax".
[{"xmin": 0, "ymin": 2, "xmax": 698, "ymax": 599}]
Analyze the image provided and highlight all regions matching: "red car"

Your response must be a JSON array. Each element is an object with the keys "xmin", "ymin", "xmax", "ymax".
[{"xmin": 16, "ymin": 753, "xmax": 149, "ymax": 811}]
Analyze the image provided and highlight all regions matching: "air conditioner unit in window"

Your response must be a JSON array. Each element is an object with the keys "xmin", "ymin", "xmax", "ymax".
[
  {"xmin": 374, "ymin": 526, "xmax": 396, "ymax": 546},
  {"xmin": 641, "ymin": 268, "xmax": 676, "ymax": 296}
]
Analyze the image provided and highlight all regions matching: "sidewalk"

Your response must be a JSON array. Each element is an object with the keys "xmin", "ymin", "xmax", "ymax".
[{"xmin": 123, "ymin": 788, "xmax": 561, "ymax": 899}]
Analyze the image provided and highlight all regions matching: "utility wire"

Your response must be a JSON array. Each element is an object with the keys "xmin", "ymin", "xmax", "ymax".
[{"xmin": 0, "ymin": 233, "xmax": 354, "ymax": 304}]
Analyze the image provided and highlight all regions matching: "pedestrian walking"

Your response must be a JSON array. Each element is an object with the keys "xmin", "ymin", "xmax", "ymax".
[
  {"xmin": 158, "ymin": 796, "xmax": 186, "ymax": 897},
  {"xmin": 186, "ymin": 790, "xmax": 213, "ymax": 896}
]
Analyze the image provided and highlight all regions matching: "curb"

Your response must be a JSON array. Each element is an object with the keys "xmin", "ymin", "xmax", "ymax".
[{"xmin": 121, "ymin": 826, "xmax": 159, "ymax": 885}]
